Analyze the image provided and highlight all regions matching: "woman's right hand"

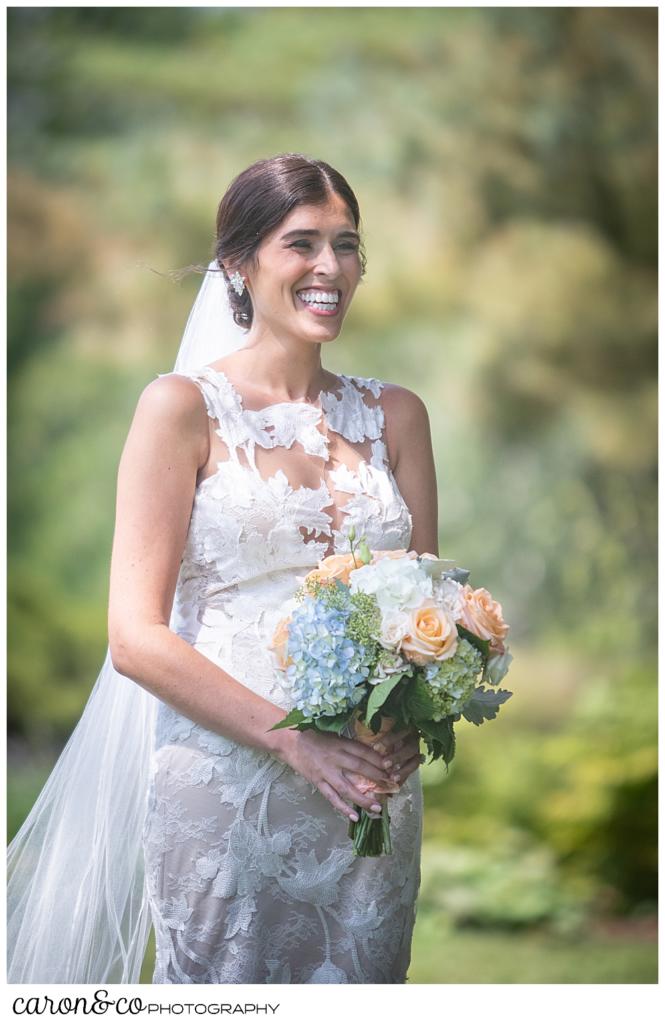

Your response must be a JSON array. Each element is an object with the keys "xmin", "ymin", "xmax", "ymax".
[{"xmin": 281, "ymin": 728, "xmax": 396, "ymax": 822}]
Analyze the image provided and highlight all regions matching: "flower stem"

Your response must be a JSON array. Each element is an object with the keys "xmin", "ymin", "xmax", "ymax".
[{"xmin": 348, "ymin": 803, "xmax": 392, "ymax": 856}]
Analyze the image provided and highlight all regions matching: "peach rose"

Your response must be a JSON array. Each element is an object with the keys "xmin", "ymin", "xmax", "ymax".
[
  {"xmin": 401, "ymin": 602, "xmax": 458, "ymax": 666},
  {"xmin": 269, "ymin": 615, "xmax": 293, "ymax": 670},
  {"xmin": 458, "ymin": 585, "xmax": 509, "ymax": 649},
  {"xmin": 304, "ymin": 552, "xmax": 359, "ymax": 587}
]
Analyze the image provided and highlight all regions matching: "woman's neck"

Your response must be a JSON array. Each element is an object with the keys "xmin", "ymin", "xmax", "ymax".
[{"xmin": 222, "ymin": 332, "xmax": 332, "ymax": 402}]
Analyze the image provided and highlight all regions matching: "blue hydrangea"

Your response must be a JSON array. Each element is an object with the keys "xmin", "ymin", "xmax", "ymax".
[
  {"xmin": 422, "ymin": 638, "xmax": 484, "ymax": 720},
  {"xmin": 284, "ymin": 596, "xmax": 373, "ymax": 718}
]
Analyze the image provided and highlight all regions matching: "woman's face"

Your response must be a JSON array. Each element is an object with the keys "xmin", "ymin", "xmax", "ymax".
[{"xmin": 242, "ymin": 193, "xmax": 363, "ymax": 344}]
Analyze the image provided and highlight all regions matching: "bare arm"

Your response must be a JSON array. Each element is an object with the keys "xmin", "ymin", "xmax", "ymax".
[
  {"xmin": 382, "ymin": 383, "xmax": 439, "ymax": 557},
  {"xmin": 107, "ymin": 373, "xmax": 393, "ymax": 820}
]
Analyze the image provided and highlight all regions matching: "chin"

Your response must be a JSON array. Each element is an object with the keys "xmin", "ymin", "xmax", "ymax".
[
  {"xmin": 313, "ymin": 329, "xmax": 341, "ymax": 344},
  {"xmin": 299, "ymin": 322, "xmax": 342, "ymax": 343}
]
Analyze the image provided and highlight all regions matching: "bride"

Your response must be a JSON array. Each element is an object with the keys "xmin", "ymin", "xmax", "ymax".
[{"xmin": 7, "ymin": 153, "xmax": 439, "ymax": 984}]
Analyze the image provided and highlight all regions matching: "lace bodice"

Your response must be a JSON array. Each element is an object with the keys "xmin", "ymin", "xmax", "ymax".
[{"xmin": 165, "ymin": 366, "xmax": 413, "ymax": 704}]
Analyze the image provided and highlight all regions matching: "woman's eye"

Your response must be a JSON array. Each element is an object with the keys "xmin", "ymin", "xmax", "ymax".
[{"xmin": 289, "ymin": 240, "xmax": 358, "ymax": 252}]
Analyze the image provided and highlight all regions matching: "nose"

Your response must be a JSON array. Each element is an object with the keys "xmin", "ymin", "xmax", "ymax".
[{"xmin": 314, "ymin": 241, "xmax": 341, "ymax": 277}]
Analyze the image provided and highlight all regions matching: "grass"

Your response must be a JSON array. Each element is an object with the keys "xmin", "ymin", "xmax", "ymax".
[{"xmin": 408, "ymin": 911, "xmax": 658, "ymax": 984}]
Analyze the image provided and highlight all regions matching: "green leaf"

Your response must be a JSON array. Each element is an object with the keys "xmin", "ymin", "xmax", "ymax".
[
  {"xmin": 426, "ymin": 737, "xmax": 444, "ymax": 761},
  {"xmin": 268, "ymin": 708, "xmax": 309, "ymax": 731},
  {"xmin": 461, "ymin": 686, "xmax": 513, "ymax": 726},
  {"xmin": 313, "ymin": 712, "xmax": 355, "ymax": 735},
  {"xmin": 457, "ymin": 624, "xmax": 491, "ymax": 660},
  {"xmin": 364, "ymin": 673, "xmax": 405, "ymax": 727},
  {"xmin": 420, "ymin": 717, "xmax": 456, "ymax": 767},
  {"xmin": 403, "ymin": 676, "xmax": 439, "ymax": 723}
]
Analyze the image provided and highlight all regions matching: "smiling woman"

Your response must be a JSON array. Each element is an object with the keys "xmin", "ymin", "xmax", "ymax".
[{"xmin": 8, "ymin": 153, "xmax": 437, "ymax": 985}]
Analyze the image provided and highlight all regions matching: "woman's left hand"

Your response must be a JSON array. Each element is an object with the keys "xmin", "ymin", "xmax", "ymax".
[{"xmin": 371, "ymin": 726, "xmax": 422, "ymax": 787}]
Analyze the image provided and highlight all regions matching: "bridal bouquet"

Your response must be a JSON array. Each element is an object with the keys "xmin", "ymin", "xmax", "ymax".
[{"xmin": 269, "ymin": 528, "xmax": 513, "ymax": 856}]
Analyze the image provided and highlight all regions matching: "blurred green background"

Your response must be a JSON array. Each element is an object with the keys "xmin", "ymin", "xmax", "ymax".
[{"xmin": 7, "ymin": 7, "xmax": 657, "ymax": 983}]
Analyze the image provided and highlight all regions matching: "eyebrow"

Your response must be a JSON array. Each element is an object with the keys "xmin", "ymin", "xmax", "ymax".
[{"xmin": 280, "ymin": 228, "xmax": 360, "ymax": 242}]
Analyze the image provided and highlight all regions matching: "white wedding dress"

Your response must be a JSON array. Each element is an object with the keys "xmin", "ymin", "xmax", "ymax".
[{"xmin": 143, "ymin": 364, "xmax": 422, "ymax": 984}]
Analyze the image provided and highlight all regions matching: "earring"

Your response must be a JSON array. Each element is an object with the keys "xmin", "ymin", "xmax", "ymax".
[{"xmin": 229, "ymin": 270, "xmax": 245, "ymax": 297}]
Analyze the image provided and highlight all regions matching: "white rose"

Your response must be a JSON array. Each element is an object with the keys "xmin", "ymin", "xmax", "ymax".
[
  {"xmin": 378, "ymin": 609, "xmax": 411, "ymax": 650},
  {"xmin": 349, "ymin": 557, "xmax": 432, "ymax": 612}
]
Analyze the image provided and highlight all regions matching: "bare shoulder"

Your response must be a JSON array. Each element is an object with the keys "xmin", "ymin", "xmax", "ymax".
[
  {"xmin": 380, "ymin": 382, "xmax": 431, "ymax": 465},
  {"xmin": 380, "ymin": 381, "xmax": 430, "ymax": 423},
  {"xmin": 379, "ymin": 382, "xmax": 432, "ymax": 471},
  {"xmin": 136, "ymin": 372, "xmax": 208, "ymax": 422},
  {"xmin": 130, "ymin": 373, "xmax": 210, "ymax": 465}
]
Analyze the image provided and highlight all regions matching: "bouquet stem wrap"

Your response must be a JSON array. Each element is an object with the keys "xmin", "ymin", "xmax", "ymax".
[{"xmin": 345, "ymin": 714, "xmax": 400, "ymax": 857}]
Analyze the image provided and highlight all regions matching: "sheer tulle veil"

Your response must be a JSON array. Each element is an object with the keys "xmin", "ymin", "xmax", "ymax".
[{"xmin": 7, "ymin": 261, "xmax": 249, "ymax": 983}]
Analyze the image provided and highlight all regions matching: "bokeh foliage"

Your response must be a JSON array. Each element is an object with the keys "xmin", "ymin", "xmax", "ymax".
[{"xmin": 7, "ymin": 6, "xmax": 657, "ymax": 965}]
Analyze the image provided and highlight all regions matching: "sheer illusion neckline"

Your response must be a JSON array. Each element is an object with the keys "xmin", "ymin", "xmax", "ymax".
[{"xmin": 200, "ymin": 364, "xmax": 348, "ymax": 415}]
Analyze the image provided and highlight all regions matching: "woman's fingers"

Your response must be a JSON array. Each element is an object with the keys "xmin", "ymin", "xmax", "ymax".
[
  {"xmin": 371, "ymin": 733, "xmax": 399, "ymax": 756},
  {"xmin": 338, "ymin": 751, "xmax": 392, "ymax": 784},
  {"xmin": 317, "ymin": 779, "xmax": 359, "ymax": 822},
  {"xmin": 394, "ymin": 734, "xmax": 421, "ymax": 766},
  {"xmin": 391, "ymin": 754, "xmax": 420, "ymax": 786},
  {"xmin": 377, "ymin": 729, "xmax": 418, "ymax": 761},
  {"xmin": 340, "ymin": 741, "xmax": 397, "ymax": 779},
  {"xmin": 342, "ymin": 771, "xmax": 385, "ymax": 819},
  {"xmin": 341, "ymin": 737, "xmax": 390, "ymax": 772},
  {"xmin": 315, "ymin": 762, "xmax": 383, "ymax": 817},
  {"xmin": 335, "ymin": 771, "xmax": 384, "ymax": 814},
  {"xmin": 292, "ymin": 730, "xmax": 420, "ymax": 819},
  {"xmin": 372, "ymin": 726, "xmax": 414, "ymax": 757}
]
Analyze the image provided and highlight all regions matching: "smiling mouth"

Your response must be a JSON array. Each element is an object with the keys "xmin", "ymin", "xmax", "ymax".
[{"xmin": 295, "ymin": 289, "xmax": 341, "ymax": 315}]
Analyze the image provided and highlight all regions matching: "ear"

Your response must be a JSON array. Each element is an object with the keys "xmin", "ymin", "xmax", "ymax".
[{"xmin": 224, "ymin": 262, "xmax": 250, "ymax": 284}]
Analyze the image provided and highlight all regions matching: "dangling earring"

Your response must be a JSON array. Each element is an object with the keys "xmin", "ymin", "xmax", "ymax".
[{"xmin": 229, "ymin": 271, "xmax": 245, "ymax": 297}]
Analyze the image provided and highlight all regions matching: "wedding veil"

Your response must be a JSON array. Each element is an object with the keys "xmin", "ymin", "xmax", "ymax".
[{"xmin": 7, "ymin": 261, "xmax": 249, "ymax": 983}]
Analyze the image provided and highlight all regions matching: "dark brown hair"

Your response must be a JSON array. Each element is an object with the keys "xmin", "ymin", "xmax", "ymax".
[{"xmin": 214, "ymin": 153, "xmax": 367, "ymax": 328}]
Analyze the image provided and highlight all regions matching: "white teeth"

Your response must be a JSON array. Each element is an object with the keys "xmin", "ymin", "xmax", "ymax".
[{"xmin": 297, "ymin": 290, "xmax": 339, "ymax": 304}]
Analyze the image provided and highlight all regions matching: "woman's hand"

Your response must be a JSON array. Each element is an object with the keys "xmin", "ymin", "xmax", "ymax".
[
  {"xmin": 371, "ymin": 725, "xmax": 422, "ymax": 788},
  {"xmin": 283, "ymin": 728, "xmax": 397, "ymax": 822}
]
